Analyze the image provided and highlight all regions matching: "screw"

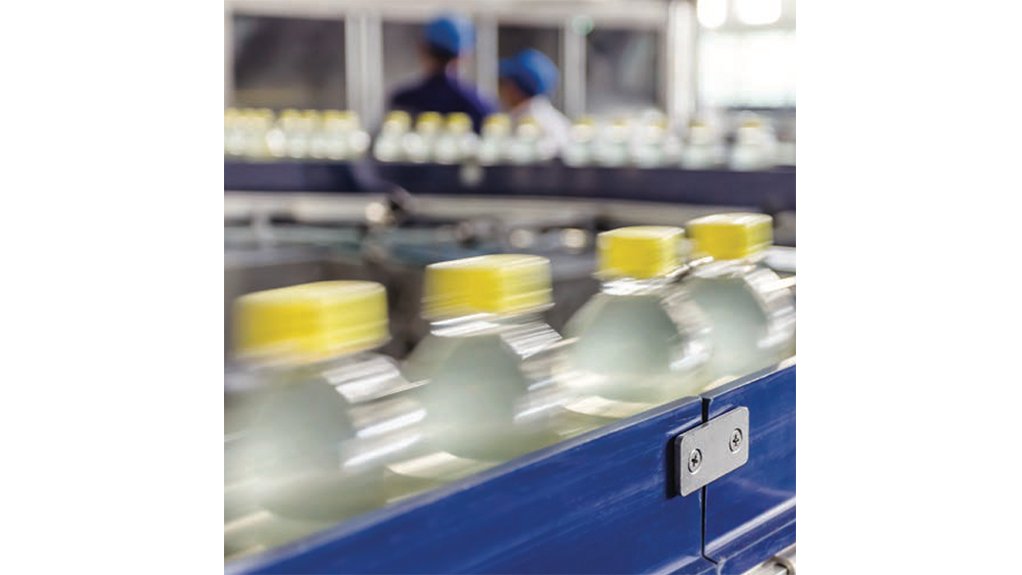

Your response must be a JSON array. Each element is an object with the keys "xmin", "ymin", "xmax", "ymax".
[
  {"xmin": 687, "ymin": 448, "xmax": 703, "ymax": 473},
  {"xmin": 729, "ymin": 429, "xmax": 744, "ymax": 453}
]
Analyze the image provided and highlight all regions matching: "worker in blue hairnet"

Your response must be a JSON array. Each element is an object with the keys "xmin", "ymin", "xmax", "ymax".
[
  {"xmin": 389, "ymin": 14, "xmax": 497, "ymax": 133},
  {"xmin": 498, "ymin": 49, "xmax": 572, "ymax": 152}
]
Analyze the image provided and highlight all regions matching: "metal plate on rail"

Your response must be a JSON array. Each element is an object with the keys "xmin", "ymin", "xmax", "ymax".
[{"xmin": 676, "ymin": 407, "xmax": 750, "ymax": 496}]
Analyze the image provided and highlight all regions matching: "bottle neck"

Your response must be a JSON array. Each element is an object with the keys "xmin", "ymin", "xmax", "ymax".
[
  {"xmin": 238, "ymin": 346, "xmax": 377, "ymax": 374},
  {"xmin": 599, "ymin": 275, "xmax": 675, "ymax": 296},
  {"xmin": 427, "ymin": 310, "xmax": 547, "ymax": 337},
  {"xmin": 694, "ymin": 252, "xmax": 767, "ymax": 278}
]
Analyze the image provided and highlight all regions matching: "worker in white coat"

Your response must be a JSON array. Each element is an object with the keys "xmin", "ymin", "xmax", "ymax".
[{"xmin": 497, "ymin": 49, "xmax": 572, "ymax": 153}]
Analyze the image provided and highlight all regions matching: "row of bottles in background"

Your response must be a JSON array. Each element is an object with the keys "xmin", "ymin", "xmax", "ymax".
[
  {"xmin": 223, "ymin": 107, "xmax": 793, "ymax": 170},
  {"xmin": 373, "ymin": 111, "xmax": 558, "ymax": 166},
  {"xmin": 225, "ymin": 213, "xmax": 795, "ymax": 558},
  {"xmin": 565, "ymin": 115, "xmax": 792, "ymax": 171},
  {"xmin": 224, "ymin": 108, "xmax": 370, "ymax": 161},
  {"xmin": 371, "ymin": 111, "xmax": 793, "ymax": 170}
]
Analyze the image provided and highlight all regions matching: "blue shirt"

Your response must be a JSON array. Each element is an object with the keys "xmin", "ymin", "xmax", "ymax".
[{"xmin": 390, "ymin": 72, "xmax": 497, "ymax": 133}]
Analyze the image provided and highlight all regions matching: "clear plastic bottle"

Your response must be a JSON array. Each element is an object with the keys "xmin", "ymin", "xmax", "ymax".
[
  {"xmin": 477, "ymin": 114, "xmax": 513, "ymax": 165},
  {"xmin": 683, "ymin": 213, "xmax": 795, "ymax": 383},
  {"xmin": 316, "ymin": 110, "xmax": 370, "ymax": 161},
  {"xmin": 507, "ymin": 116, "xmax": 556, "ymax": 165},
  {"xmin": 560, "ymin": 226, "xmax": 711, "ymax": 427},
  {"xmin": 373, "ymin": 111, "xmax": 411, "ymax": 162},
  {"xmin": 224, "ymin": 107, "xmax": 242, "ymax": 157},
  {"xmin": 562, "ymin": 117, "xmax": 596, "ymax": 167},
  {"xmin": 402, "ymin": 111, "xmax": 443, "ymax": 163},
  {"xmin": 401, "ymin": 255, "xmax": 565, "ymax": 466},
  {"xmin": 234, "ymin": 108, "xmax": 274, "ymax": 159},
  {"xmin": 592, "ymin": 117, "xmax": 631, "ymax": 167},
  {"xmin": 434, "ymin": 112, "xmax": 479, "ymax": 164},
  {"xmin": 680, "ymin": 119, "xmax": 726, "ymax": 169},
  {"xmin": 728, "ymin": 117, "xmax": 779, "ymax": 171},
  {"xmin": 629, "ymin": 116, "xmax": 680, "ymax": 168},
  {"xmin": 225, "ymin": 281, "xmax": 426, "ymax": 557}
]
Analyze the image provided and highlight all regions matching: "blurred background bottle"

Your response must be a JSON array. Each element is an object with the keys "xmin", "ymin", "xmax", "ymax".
[
  {"xmin": 402, "ymin": 111, "xmax": 443, "ymax": 163},
  {"xmin": 373, "ymin": 110, "xmax": 412, "ymax": 162},
  {"xmin": 683, "ymin": 214, "xmax": 795, "ymax": 382},
  {"xmin": 592, "ymin": 117, "xmax": 631, "ymax": 167},
  {"xmin": 680, "ymin": 118, "xmax": 726, "ymax": 169},
  {"xmin": 562, "ymin": 117, "xmax": 597, "ymax": 167},
  {"xmin": 224, "ymin": 108, "xmax": 275, "ymax": 159},
  {"xmin": 434, "ymin": 112, "xmax": 479, "ymax": 165},
  {"xmin": 629, "ymin": 114, "xmax": 680, "ymax": 168},
  {"xmin": 476, "ymin": 113, "xmax": 513, "ymax": 165},
  {"xmin": 728, "ymin": 116, "xmax": 779, "ymax": 171},
  {"xmin": 316, "ymin": 110, "xmax": 370, "ymax": 160}
]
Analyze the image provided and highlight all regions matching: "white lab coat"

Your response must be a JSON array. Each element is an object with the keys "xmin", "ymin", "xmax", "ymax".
[{"xmin": 509, "ymin": 96, "xmax": 572, "ymax": 153}]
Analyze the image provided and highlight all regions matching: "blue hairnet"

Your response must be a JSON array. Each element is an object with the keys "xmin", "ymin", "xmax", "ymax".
[
  {"xmin": 424, "ymin": 14, "xmax": 475, "ymax": 57},
  {"xmin": 499, "ymin": 49, "xmax": 559, "ymax": 97}
]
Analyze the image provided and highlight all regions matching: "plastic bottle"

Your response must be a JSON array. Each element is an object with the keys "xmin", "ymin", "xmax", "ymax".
[
  {"xmin": 373, "ymin": 111, "xmax": 411, "ymax": 162},
  {"xmin": 562, "ymin": 117, "xmax": 597, "ymax": 167},
  {"xmin": 630, "ymin": 116, "xmax": 680, "ymax": 168},
  {"xmin": 728, "ymin": 117, "xmax": 778, "ymax": 171},
  {"xmin": 316, "ymin": 110, "xmax": 370, "ymax": 161},
  {"xmin": 507, "ymin": 116, "xmax": 556, "ymax": 164},
  {"xmin": 233, "ymin": 108, "xmax": 274, "ymax": 159},
  {"xmin": 592, "ymin": 117, "xmax": 631, "ymax": 167},
  {"xmin": 402, "ymin": 111, "xmax": 443, "ymax": 163},
  {"xmin": 680, "ymin": 119, "xmax": 726, "ymax": 169},
  {"xmin": 225, "ymin": 281, "xmax": 425, "ymax": 555},
  {"xmin": 434, "ymin": 112, "xmax": 479, "ymax": 164},
  {"xmin": 224, "ymin": 108, "xmax": 244, "ymax": 157},
  {"xmin": 683, "ymin": 213, "xmax": 795, "ymax": 382},
  {"xmin": 560, "ymin": 227, "xmax": 711, "ymax": 426},
  {"xmin": 476, "ymin": 114, "xmax": 512, "ymax": 165},
  {"xmin": 402, "ymin": 255, "xmax": 565, "ymax": 464}
]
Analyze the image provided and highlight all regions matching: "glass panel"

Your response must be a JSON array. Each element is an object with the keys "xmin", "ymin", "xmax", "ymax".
[
  {"xmin": 698, "ymin": 30, "xmax": 796, "ymax": 109},
  {"xmin": 498, "ymin": 25, "xmax": 564, "ymax": 108},
  {"xmin": 382, "ymin": 21, "xmax": 427, "ymax": 105},
  {"xmin": 584, "ymin": 28, "xmax": 660, "ymax": 115},
  {"xmin": 232, "ymin": 15, "xmax": 346, "ymax": 110}
]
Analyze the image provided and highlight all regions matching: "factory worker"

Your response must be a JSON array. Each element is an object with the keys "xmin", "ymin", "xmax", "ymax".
[
  {"xmin": 389, "ymin": 14, "xmax": 497, "ymax": 133},
  {"xmin": 498, "ymin": 49, "xmax": 572, "ymax": 152}
]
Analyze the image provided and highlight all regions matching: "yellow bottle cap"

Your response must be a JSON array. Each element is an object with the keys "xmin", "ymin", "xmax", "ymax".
[
  {"xmin": 385, "ymin": 110, "xmax": 411, "ymax": 126},
  {"xmin": 417, "ymin": 111, "xmax": 443, "ymax": 128},
  {"xmin": 686, "ymin": 213, "xmax": 773, "ymax": 260},
  {"xmin": 516, "ymin": 116, "xmax": 543, "ymax": 137},
  {"xmin": 597, "ymin": 226, "xmax": 683, "ymax": 279},
  {"xmin": 483, "ymin": 114, "xmax": 511, "ymax": 129},
  {"xmin": 446, "ymin": 112, "xmax": 472, "ymax": 131},
  {"xmin": 423, "ymin": 254, "xmax": 552, "ymax": 319},
  {"xmin": 234, "ymin": 281, "xmax": 389, "ymax": 363}
]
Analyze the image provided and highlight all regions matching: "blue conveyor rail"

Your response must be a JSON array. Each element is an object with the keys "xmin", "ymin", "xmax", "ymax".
[
  {"xmin": 226, "ymin": 364, "xmax": 796, "ymax": 575},
  {"xmin": 224, "ymin": 160, "xmax": 796, "ymax": 213}
]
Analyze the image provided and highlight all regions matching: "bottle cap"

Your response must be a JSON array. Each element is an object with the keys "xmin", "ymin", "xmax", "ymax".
[
  {"xmin": 686, "ymin": 213, "xmax": 773, "ymax": 260},
  {"xmin": 597, "ymin": 226, "xmax": 683, "ymax": 279},
  {"xmin": 423, "ymin": 254, "xmax": 552, "ymax": 319},
  {"xmin": 234, "ymin": 281, "xmax": 389, "ymax": 363}
]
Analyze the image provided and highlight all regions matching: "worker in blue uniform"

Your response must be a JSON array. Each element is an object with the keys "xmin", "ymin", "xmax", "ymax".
[
  {"xmin": 498, "ymin": 49, "xmax": 572, "ymax": 152},
  {"xmin": 389, "ymin": 14, "xmax": 497, "ymax": 133}
]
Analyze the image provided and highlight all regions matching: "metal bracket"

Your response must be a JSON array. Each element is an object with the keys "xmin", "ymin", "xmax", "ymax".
[{"xmin": 675, "ymin": 407, "xmax": 750, "ymax": 496}]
